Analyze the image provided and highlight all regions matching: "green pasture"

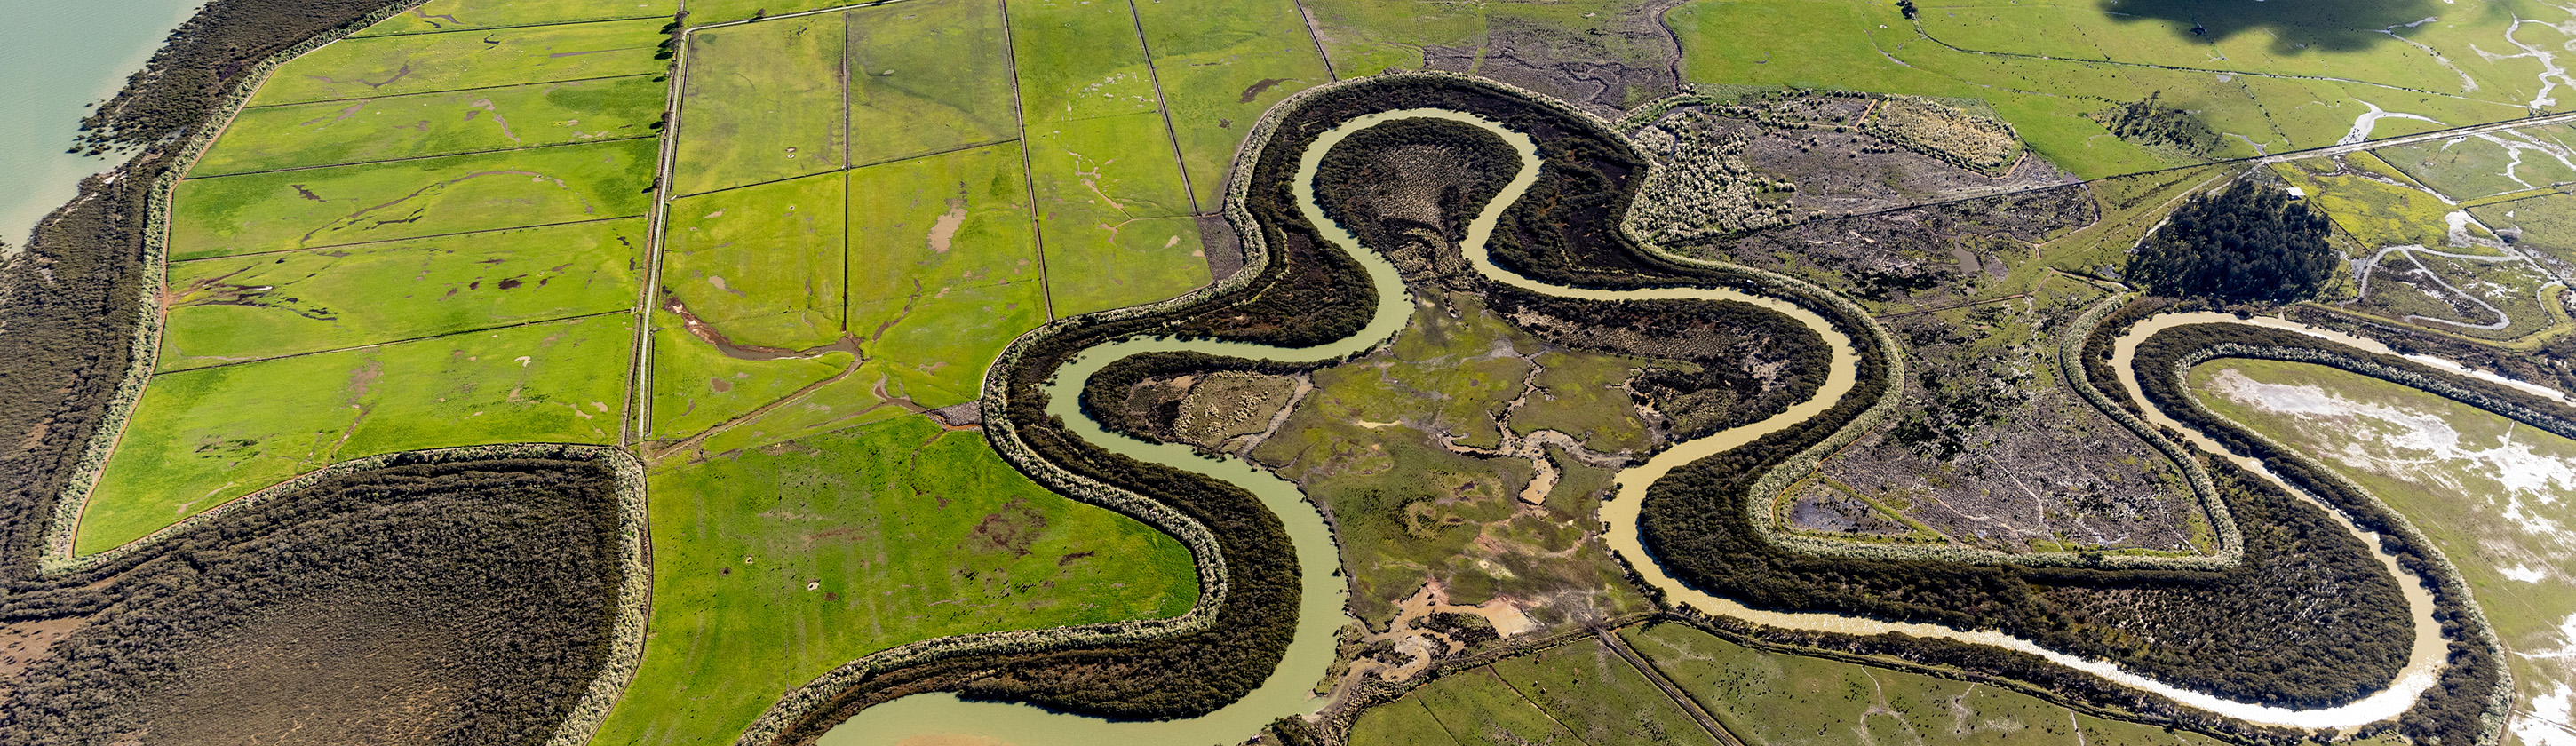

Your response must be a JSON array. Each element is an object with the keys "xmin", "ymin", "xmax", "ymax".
[
  {"xmin": 2375, "ymin": 125, "xmax": 2576, "ymax": 202},
  {"xmin": 352, "ymin": 0, "xmax": 678, "ymax": 36},
  {"xmin": 1490, "ymin": 639, "xmax": 1725, "ymax": 746},
  {"xmin": 1029, "ymin": 111, "xmax": 1204, "ymax": 316},
  {"xmin": 1133, "ymin": 0, "xmax": 1332, "ymax": 213},
  {"xmin": 2189, "ymin": 359, "xmax": 2576, "ymax": 743},
  {"xmin": 682, "ymin": 363, "xmax": 910, "ymax": 460},
  {"xmin": 672, "ymin": 13, "xmax": 848, "ymax": 195},
  {"xmin": 169, "ymin": 137, "xmax": 657, "ymax": 259},
  {"xmin": 250, "ymin": 18, "xmax": 670, "ymax": 107},
  {"xmin": 1622, "ymin": 623, "xmax": 2230, "ymax": 746},
  {"xmin": 848, "ymin": 280, "xmax": 1047, "ymax": 409},
  {"xmin": 1379, "ymin": 666, "xmax": 1583, "ymax": 745},
  {"xmin": 1917, "ymin": 0, "xmax": 2485, "ymax": 97},
  {"xmin": 161, "ymin": 218, "xmax": 645, "ymax": 369},
  {"xmin": 2270, "ymin": 154, "xmax": 2463, "ymax": 250},
  {"xmin": 648, "ymin": 315, "xmax": 852, "ymax": 443},
  {"xmin": 680, "ymin": 0, "xmax": 847, "ymax": 26},
  {"xmin": 839, "ymin": 143, "xmax": 1049, "ymax": 407},
  {"xmin": 1006, "ymin": 0, "xmax": 1157, "ymax": 123},
  {"xmin": 2469, "ymin": 191, "xmax": 2576, "ymax": 270},
  {"xmin": 79, "ymin": 315, "xmax": 630, "ymax": 555},
  {"xmin": 845, "ymin": 143, "xmax": 1039, "ymax": 309},
  {"xmin": 659, "ymin": 171, "xmax": 847, "ymax": 350},
  {"xmin": 194, "ymin": 75, "xmax": 664, "ymax": 176},
  {"xmin": 1663, "ymin": 0, "xmax": 2529, "ymax": 179},
  {"xmin": 592, "ymin": 417, "xmax": 1197, "ymax": 745},
  {"xmin": 846, "ymin": 0, "xmax": 1018, "ymax": 165}
]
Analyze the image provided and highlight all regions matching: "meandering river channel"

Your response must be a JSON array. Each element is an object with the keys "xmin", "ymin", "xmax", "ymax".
[{"xmin": 821, "ymin": 107, "xmax": 2451, "ymax": 744}]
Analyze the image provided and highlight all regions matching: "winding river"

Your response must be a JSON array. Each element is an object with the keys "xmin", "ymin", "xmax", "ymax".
[{"xmin": 820, "ymin": 106, "xmax": 2453, "ymax": 743}]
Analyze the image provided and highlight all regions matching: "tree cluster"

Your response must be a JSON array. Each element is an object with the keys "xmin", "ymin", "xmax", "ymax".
[{"xmin": 2127, "ymin": 180, "xmax": 2337, "ymax": 302}]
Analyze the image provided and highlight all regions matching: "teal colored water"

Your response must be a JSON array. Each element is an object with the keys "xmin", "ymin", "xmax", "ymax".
[{"xmin": 0, "ymin": 0, "xmax": 209, "ymax": 248}]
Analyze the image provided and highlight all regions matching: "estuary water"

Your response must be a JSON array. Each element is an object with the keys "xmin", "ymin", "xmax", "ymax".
[{"xmin": 0, "ymin": 0, "xmax": 208, "ymax": 249}]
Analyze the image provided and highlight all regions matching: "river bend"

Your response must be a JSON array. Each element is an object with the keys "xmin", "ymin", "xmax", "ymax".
[{"xmin": 822, "ymin": 107, "xmax": 2446, "ymax": 744}]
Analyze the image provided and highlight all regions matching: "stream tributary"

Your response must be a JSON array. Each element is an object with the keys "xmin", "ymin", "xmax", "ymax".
[{"xmin": 820, "ymin": 106, "xmax": 2452, "ymax": 744}]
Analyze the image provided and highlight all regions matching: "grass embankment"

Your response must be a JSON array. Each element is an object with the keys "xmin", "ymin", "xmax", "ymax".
[
  {"xmin": 592, "ymin": 417, "xmax": 1197, "ymax": 744},
  {"xmin": 2190, "ymin": 358, "xmax": 2576, "ymax": 745}
]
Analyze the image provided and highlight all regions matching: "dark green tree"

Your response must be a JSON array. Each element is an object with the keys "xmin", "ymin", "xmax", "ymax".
[{"xmin": 2127, "ymin": 180, "xmax": 2337, "ymax": 302}]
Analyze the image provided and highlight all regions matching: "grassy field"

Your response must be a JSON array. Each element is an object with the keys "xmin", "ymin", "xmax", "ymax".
[
  {"xmin": 2190, "ymin": 359, "xmax": 2576, "ymax": 744},
  {"xmin": 2374, "ymin": 125, "xmax": 2576, "ymax": 202},
  {"xmin": 680, "ymin": 0, "xmax": 849, "ymax": 27},
  {"xmin": 169, "ymin": 138, "xmax": 658, "ymax": 260},
  {"xmin": 2470, "ymin": 192, "xmax": 2576, "ymax": 271},
  {"xmin": 680, "ymin": 363, "xmax": 910, "ymax": 460},
  {"xmin": 79, "ymin": 315, "xmax": 631, "ymax": 554},
  {"xmin": 1006, "ymin": 0, "xmax": 1158, "ymax": 124},
  {"xmin": 1028, "ymin": 112, "xmax": 1205, "ymax": 316},
  {"xmin": 2270, "ymin": 154, "xmax": 2465, "ymax": 250},
  {"xmin": 591, "ymin": 417, "xmax": 1197, "ymax": 745},
  {"xmin": 249, "ymin": 18, "xmax": 671, "ymax": 107},
  {"xmin": 659, "ymin": 171, "xmax": 847, "ymax": 350},
  {"xmin": 648, "ymin": 316, "xmax": 853, "ymax": 443},
  {"xmin": 1664, "ymin": 0, "xmax": 2529, "ymax": 179},
  {"xmin": 846, "ymin": 0, "xmax": 1018, "ymax": 165},
  {"xmin": 1132, "ymin": 0, "xmax": 1332, "ymax": 214},
  {"xmin": 1488, "ymin": 639, "xmax": 1727, "ymax": 746},
  {"xmin": 1623, "ymin": 623, "xmax": 2232, "ymax": 746},
  {"xmin": 161, "ymin": 218, "xmax": 645, "ymax": 369},
  {"xmin": 351, "ymin": 0, "xmax": 678, "ymax": 36},
  {"xmin": 842, "ymin": 143, "xmax": 1045, "ymax": 405},
  {"xmin": 1348, "ymin": 637, "xmax": 1729, "ymax": 746},
  {"xmin": 672, "ymin": 13, "xmax": 848, "ymax": 195},
  {"xmin": 193, "ymin": 75, "xmax": 664, "ymax": 176},
  {"xmin": 1918, "ymin": 0, "xmax": 2490, "ymax": 99}
]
